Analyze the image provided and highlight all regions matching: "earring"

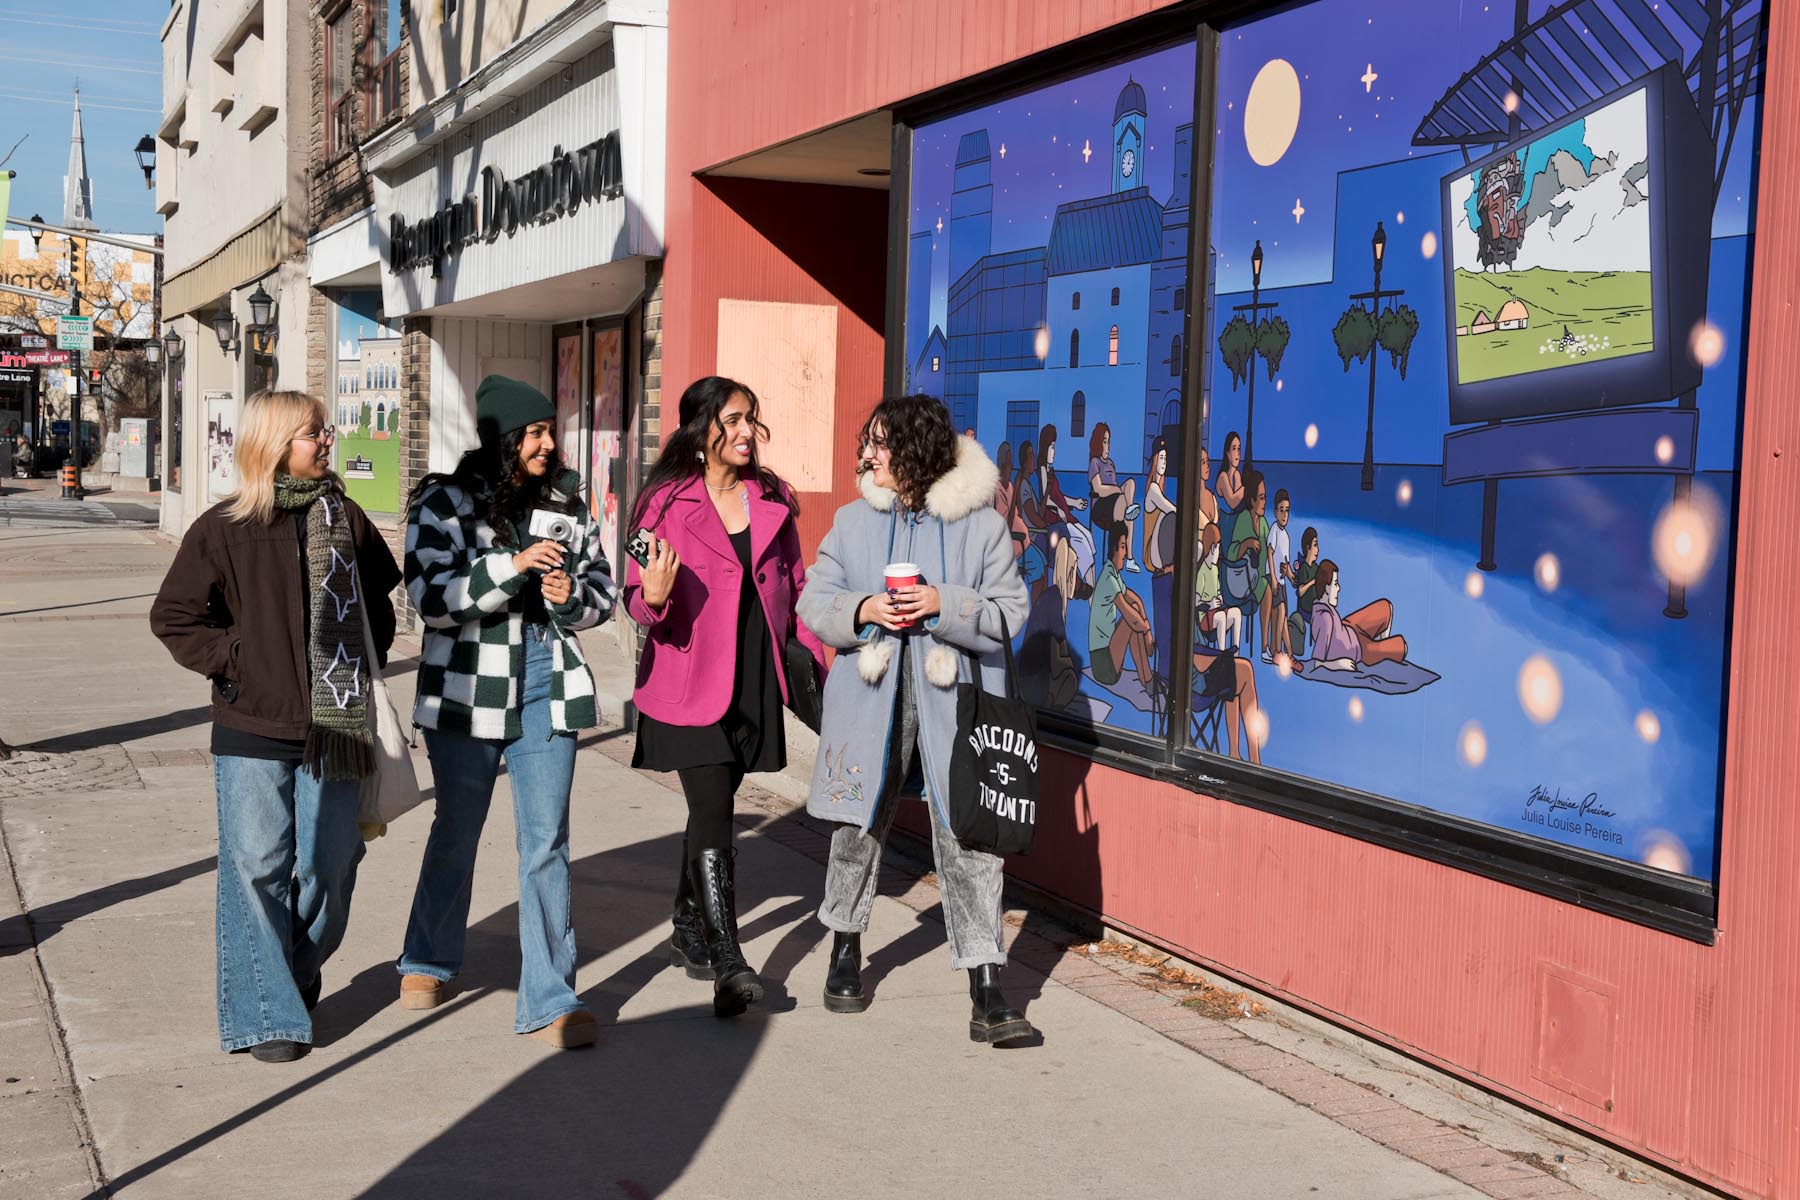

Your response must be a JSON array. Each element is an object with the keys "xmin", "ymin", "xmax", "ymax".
[{"xmin": 695, "ymin": 450, "xmax": 704, "ymax": 462}]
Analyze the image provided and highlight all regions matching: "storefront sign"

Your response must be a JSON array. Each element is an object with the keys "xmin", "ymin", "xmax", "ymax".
[
  {"xmin": 0, "ymin": 349, "xmax": 70, "ymax": 367},
  {"xmin": 1, "ymin": 272, "xmax": 58, "ymax": 292},
  {"xmin": 0, "ymin": 369, "xmax": 32, "ymax": 386},
  {"xmin": 387, "ymin": 132, "xmax": 624, "ymax": 277}
]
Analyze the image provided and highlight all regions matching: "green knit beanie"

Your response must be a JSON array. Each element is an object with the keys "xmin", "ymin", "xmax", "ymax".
[{"xmin": 475, "ymin": 375, "xmax": 555, "ymax": 446}]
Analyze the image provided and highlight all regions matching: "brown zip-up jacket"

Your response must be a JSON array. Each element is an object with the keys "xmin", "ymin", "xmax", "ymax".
[{"xmin": 150, "ymin": 496, "xmax": 402, "ymax": 741}]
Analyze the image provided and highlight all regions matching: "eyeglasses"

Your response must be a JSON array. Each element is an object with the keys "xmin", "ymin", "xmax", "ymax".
[
  {"xmin": 862, "ymin": 434, "xmax": 890, "ymax": 452},
  {"xmin": 293, "ymin": 427, "xmax": 337, "ymax": 447}
]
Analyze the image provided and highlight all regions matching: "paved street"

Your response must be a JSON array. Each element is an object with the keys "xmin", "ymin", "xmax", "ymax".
[{"xmin": 0, "ymin": 522, "xmax": 1693, "ymax": 1199}]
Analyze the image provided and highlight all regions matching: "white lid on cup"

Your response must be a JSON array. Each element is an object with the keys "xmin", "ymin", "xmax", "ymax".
[{"xmin": 884, "ymin": 562, "xmax": 920, "ymax": 576}]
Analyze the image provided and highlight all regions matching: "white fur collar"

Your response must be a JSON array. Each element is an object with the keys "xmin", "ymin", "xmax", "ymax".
[{"xmin": 858, "ymin": 435, "xmax": 999, "ymax": 524}]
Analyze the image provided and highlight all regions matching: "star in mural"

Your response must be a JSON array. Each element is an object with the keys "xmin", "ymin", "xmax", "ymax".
[
  {"xmin": 1082, "ymin": 139, "xmax": 1091, "ymax": 163},
  {"xmin": 998, "ymin": 142, "xmax": 1006, "ymax": 159},
  {"xmin": 1292, "ymin": 197, "xmax": 1306, "ymax": 223},
  {"xmin": 1361, "ymin": 63, "xmax": 1378, "ymax": 92},
  {"xmin": 322, "ymin": 643, "xmax": 364, "ymax": 709}
]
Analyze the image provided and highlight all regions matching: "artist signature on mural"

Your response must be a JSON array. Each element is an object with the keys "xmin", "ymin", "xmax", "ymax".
[{"xmin": 1525, "ymin": 785, "xmax": 1617, "ymax": 820}]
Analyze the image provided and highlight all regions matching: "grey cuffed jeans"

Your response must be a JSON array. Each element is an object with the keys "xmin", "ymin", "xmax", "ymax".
[{"xmin": 818, "ymin": 641, "xmax": 1007, "ymax": 969}]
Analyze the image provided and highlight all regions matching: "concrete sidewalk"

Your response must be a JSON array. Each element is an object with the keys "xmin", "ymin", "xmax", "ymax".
[{"xmin": 0, "ymin": 523, "xmax": 1695, "ymax": 1199}]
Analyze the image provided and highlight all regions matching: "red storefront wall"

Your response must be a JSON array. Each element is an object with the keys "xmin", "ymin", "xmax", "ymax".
[{"xmin": 664, "ymin": 3, "xmax": 1800, "ymax": 1196}]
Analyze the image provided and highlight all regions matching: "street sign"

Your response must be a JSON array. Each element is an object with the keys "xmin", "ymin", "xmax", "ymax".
[{"xmin": 57, "ymin": 316, "xmax": 92, "ymax": 351}]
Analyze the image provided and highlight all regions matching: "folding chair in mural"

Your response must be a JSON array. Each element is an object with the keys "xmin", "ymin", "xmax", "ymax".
[
  {"xmin": 1219, "ymin": 553, "xmax": 1260, "ymax": 658},
  {"xmin": 1190, "ymin": 649, "xmax": 1240, "ymax": 755}
]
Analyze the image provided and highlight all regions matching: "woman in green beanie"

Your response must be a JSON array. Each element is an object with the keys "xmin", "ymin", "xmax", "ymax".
[
  {"xmin": 396, "ymin": 375, "xmax": 617, "ymax": 1049},
  {"xmin": 151, "ymin": 390, "xmax": 401, "ymax": 1063}
]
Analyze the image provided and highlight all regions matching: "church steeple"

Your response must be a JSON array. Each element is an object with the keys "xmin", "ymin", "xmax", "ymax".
[
  {"xmin": 63, "ymin": 84, "xmax": 96, "ymax": 230},
  {"xmin": 1112, "ymin": 77, "xmax": 1147, "ymax": 195}
]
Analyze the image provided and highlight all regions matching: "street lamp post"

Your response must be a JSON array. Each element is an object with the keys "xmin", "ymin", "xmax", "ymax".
[
  {"xmin": 1349, "ymin": 222, "xmax": 1402, "ymax": 492},
  {"xmin": 133, "ymin": 136, "xmax": 156, "ymax": 190},
  {"xmin": 1231, "ymin": 240, "xmax": 1280, "ymax": 470}
]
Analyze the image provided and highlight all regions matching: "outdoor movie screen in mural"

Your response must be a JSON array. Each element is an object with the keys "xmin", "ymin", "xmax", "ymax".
[
  {"xmin": 1195, "ymin": 0, "xmax": 1763, "ymax": 882},
  {"xmin": 332, "ymin": 291, "xmax": 405, "ymax": 514},
  {"xmin": 903, "ymin": 40, "xmax": 1198, "ymax": 736}
]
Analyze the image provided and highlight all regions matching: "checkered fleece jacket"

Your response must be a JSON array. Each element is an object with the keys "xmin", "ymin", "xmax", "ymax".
[{"xmin": 405, "ymin": 482, "xmax": 616, "ymax": 739}]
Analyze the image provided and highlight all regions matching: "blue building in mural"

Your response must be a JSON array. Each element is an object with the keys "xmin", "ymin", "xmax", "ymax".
[{"xmin": 935, "ymin": 80, "xmax": 1193, "ymax": 476}]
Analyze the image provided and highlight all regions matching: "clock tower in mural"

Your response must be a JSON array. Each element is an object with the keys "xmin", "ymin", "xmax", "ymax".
[{"xmin": 1112, "ymin": 77, "xmax": 1147, "ymax": 194}]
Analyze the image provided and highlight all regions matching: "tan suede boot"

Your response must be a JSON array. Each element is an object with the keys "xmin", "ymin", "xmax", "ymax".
[
  {"xmin": 528, "ymin": 1010, "xmax": 598, "ymax": 1049},
  {"xmin": 399, "ymin": 974, "xmax": 446, "ymax": 1010}
]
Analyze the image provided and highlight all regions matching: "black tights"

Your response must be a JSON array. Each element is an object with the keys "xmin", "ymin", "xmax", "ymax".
[{"xmin": 677, "ymin": 763, "xmax": 744, "ymax": 855}]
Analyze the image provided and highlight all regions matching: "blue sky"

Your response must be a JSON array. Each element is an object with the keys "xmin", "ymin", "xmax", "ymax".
[{"xmin": 0, "ymin": 4, "xmax": 163, "ymax": 233}]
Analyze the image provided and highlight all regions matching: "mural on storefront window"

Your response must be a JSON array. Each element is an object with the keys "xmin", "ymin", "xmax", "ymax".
[
  {"xmin": 903, "ymin": 42, "xmax": 1199, "ymax": 735},
  {"xmin": 332, "ymin": 291, "xmax": 403, "ymax": 513},
  {"xmin": 1195, "ymin": 0, "xmax": 1764, "ymax": 881},
  {"xmin": 591, "ymin": 327, "xmax": 625, "ymax": 557}
]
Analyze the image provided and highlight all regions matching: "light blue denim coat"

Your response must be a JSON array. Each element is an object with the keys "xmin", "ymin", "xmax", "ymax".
[{"xmin": 798, "ymin": 438, "xmax": 1029, "ymax": 832}]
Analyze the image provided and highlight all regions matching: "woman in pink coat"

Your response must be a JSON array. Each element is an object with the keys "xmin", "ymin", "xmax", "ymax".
[{"xmin": 624, "ymin": 375, "xmax": 824, "ymax": 1017}]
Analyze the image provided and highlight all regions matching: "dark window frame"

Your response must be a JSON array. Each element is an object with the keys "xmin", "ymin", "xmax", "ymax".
[{"xmin": 880, "ymin": 7, "xmax": 1721, "ymax": 943}]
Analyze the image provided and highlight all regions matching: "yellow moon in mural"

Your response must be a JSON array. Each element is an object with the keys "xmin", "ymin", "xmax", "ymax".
[{"xmin": 1244, "ymin": 59, "xmax": 1302, "ymax": 166}]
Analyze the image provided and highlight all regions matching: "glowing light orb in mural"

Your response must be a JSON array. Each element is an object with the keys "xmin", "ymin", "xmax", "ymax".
[
  {"xmin": 1635, "ymin": 710, "xmax": 1662, "ymax": 744},
  {"xmin": 1533, "ymin": 553, "xmax": 1561, "ymax": 594},
  {"xmin": 1420, "ymin": 231, "xmax": 1438, "ymax": 260},
  {"xmin": 1243, "ymin": 59, "xmax": 1302, "ymax": 166},
  {"xmin": 1245, "ymin": 706, "xmax": 1270, "ymax": 749},
  {"xmin": 1464, "ymin": 570, "xmax": 1485, "ymax": 600},
  {"xmin": 1459, "ymin": 721, "xmax": 1488, "ymax": 767},
  {"xmin": 1652, "ymin": 489, "xmax": 1722, "ymax": 587},
  {"xmin": 1303, "ymin": 422, "xmax": 1319, "ymax": 449},
  {"xmin": 1654, "ymin": 435, "xmax": 1675, "ymax": 465},
  {"xmin": 1348, "ymin": 696, "xmax": 1364, "ymax": 723},
  {"xmin": 1502, "ymin": 90, "xmax": 1520, "ymax": 114},
  {"xmin": 1638, "ymin": 830, "xmax": 1692, "ymax": 876},
  {"xmin": 1395, "ymin": 478, "xmax": 1413, "ymax": 507},
  {"xmin": 1395, "ymin": 210, "xmax": 1405, "ymax": 225},
  {"xmin": 1689, "ymin": 319, "xmax": 1725, "ymax": 368},
  {"xmin": 1517, "ymin": 655, "xmax": 1564, "ymax": 725},
  {"xmin": 1275, "ymin": 653, "xmax": 1294, "ymax": 679},
  {"xmin": 1034, "ymin": 326, "xmax": 1050, "ymax": 361}
]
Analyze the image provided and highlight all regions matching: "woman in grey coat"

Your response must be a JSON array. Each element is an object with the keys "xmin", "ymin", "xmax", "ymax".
[{"xmin": 798, "ymin": 394, "xmax": 1035, "ymax": 1045}]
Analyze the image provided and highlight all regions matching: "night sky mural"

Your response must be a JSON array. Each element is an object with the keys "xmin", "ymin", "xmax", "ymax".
[{"xmin": 900, "ymin": 0, "xmax": 1765, "ymax": 882}]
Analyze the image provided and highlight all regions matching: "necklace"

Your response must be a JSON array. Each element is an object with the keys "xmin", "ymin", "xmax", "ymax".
[{"xmin": 706, "ymin": 475, "xmax": 742, "ymax": 494}]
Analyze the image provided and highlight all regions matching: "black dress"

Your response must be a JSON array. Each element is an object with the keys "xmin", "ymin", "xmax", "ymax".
[{"xmin": 632, "ymin": 526, "xmax": 786, "ymax": 774}]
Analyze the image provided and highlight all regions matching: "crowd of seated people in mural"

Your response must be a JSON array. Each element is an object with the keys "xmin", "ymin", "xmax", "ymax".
[{"xmin": 987, "ymin": 421, "xmax": 1418, "ymax": 761}]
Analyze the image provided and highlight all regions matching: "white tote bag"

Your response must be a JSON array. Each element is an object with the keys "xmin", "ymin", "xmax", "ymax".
[{"xmin": 357, "ymin": 608, "xmax": 424, "ymax": 837}]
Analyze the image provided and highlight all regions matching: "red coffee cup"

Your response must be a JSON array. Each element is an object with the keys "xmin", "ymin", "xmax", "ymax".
[{"xmin": 884, "ymin": 561, "xmax": 922, "ymax": 629}]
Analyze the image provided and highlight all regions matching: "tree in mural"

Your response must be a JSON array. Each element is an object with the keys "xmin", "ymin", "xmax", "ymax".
[
  {"xmin": 1377, "ymin": 306, "xmax": 1420, "ymax": 380},
  {"xmin": 358, "ymin": 401, "xmax": 373, "ymax": 439},
  {"xmin": 1255, "ymin": 316, "xmax": 1290, "ymax": 381},
  {"xmin": 1218, "ymin": 314, "xmax": 1257, "ymax": 390}
]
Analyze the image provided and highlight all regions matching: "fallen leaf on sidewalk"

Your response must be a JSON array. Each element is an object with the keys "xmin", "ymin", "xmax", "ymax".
[{"xmin": 1063, "ymin": 939, "xmax": 1268, "ymax": 1020}]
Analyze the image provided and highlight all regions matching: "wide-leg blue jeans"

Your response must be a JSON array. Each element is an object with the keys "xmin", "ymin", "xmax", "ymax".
[{"xmin": 397, "ymin": 631, "xmax": 583, "ymax": 1033}]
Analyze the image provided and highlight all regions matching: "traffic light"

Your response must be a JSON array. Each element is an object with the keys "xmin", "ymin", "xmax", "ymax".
[
  {"xmin": 67, "ymin": 236, "xmax": 82, "ymax": 311},
  {"xmin": 87, "ymin": 368, "xmax": 100, "ymax": 385}
]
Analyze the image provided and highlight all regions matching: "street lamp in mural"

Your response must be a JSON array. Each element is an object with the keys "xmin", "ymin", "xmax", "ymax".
[
  {"xmin": 1216, "ymin": 240, "xmax": 1289, "ymax": 469},
  {"xmin": 1333, "ymin": 222, "xmax": 1418, "ymax": 492}
]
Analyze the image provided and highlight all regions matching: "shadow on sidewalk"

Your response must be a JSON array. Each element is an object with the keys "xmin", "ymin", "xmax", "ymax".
[
  {"xmin": 0, "ymin": 855, "xmax": 217, "ymax": 957},
  {"xmin": 27, "ymin": 706, "xmax": 213, "ymax": 753}
]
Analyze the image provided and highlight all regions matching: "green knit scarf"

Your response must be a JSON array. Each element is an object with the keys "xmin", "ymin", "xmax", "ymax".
[{"xmin": 275, "ymin": 474, "xmax": 373, "ymax": 780}]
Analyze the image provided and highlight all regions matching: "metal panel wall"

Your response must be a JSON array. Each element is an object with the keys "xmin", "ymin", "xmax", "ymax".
[
  {"xmin": 665, "ymin": 1, "xmax": 1800, "ymax": 1195},
  {"xmin": 427, "ymin": 318, "xmax": 551, "ymax": 472}
]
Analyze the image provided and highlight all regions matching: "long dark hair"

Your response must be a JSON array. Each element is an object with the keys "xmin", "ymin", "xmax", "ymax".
[
  {"xmin": 1008, "ymin": 439, "xmax": 1037, "ymax": 532},
  {"xmin": 860, "ymin": 394, "xmax": 957, "ymax": 511},
  {"xmin": 633, "ymin": 376, "xmax": 795, "ymax": 528},
  {"xmin": 408, "ymin": 423, "xmax": 581, "ymax": 548}
]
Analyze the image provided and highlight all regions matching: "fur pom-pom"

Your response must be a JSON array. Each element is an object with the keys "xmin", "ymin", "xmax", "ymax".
[
  {"xmin": 857, "ymin": 638, "xmax": 894, "ymax": 684},
  {"xmin": 924, "ymin": 643, "xmax": 960, "ymax": 689}
]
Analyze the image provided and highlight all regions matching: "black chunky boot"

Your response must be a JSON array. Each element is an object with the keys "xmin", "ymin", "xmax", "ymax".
[
  {"xmin": 691, "ymin": 849, "xmax": 763, "ymax": 1017},
  {"xmin": 822, "ymin": 932, "xmax": 868, "ymax": 1013},
  {"xmin": 968, "ymin": 964, "xmax": 1036, "ymax": 1045},
  {"xmin": 669, "ymin": 838, "xmax": 714, "ymax": 980}
]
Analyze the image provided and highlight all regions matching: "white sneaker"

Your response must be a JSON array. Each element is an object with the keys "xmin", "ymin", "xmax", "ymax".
[{"xmin": 1124, "ymin": 559, "xmax": 1144, "ymax": 574}]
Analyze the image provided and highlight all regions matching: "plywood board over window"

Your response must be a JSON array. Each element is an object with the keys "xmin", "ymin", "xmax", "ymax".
[{"xmin": 715, "ymin": 299, "xmax": 838, "ymax": 493}]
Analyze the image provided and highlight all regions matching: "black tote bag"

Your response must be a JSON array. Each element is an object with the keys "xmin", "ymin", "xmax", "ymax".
[
  {"xmin": 950, "ymin": 612, "xmax": 1039, "ymax": 856},
  {"xmin": 782, "ymin": 634, "xmax": 824, "ymax": 733}
]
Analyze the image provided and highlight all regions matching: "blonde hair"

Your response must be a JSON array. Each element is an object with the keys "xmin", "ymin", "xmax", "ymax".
[{"xmin": 223, "ymin": 390, "xmax": 336, "ymax": 524}]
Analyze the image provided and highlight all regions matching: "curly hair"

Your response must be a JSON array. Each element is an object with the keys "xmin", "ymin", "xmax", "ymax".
[
  {"xmin": 408, "ymin": 424, "xmax": 582, "ymax": 547},
  {"xmin": 861, "ymin": 394, "xmax": 957, "ymax": 510}
]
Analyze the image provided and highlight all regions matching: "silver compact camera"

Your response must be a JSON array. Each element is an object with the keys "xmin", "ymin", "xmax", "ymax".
[{"xmin": 526, "ymin": 508, "xmax": 577, "ymax": 545}]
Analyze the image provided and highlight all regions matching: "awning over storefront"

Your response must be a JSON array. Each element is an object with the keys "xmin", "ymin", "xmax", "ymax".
[{"xmin": 161, "ymin": 207, "xmax": 284, "ymax": 317}]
